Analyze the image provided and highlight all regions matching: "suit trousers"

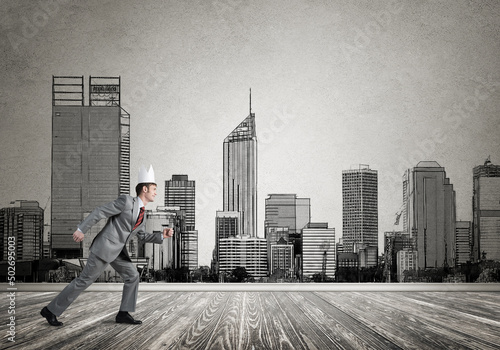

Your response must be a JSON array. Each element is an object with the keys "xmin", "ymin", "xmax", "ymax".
[{"xmin": 47, "ymin": 252, "xmax": 140, "ymax": 316}]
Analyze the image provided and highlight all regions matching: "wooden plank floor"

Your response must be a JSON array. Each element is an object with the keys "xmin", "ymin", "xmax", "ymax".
[{"xmin": 2, "ymin": 291, "xmax": 499, "ymax": 349}]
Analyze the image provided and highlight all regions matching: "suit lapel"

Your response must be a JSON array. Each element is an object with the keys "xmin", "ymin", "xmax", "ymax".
[{"xmin": 132, "ymin": 197, "xmax": 140, "ymax": 230}]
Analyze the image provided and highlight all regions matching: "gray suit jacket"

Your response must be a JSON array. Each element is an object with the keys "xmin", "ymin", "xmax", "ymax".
[{"xmin": 79, "ymin": 195, "xmax": 162, "ymax": 263}]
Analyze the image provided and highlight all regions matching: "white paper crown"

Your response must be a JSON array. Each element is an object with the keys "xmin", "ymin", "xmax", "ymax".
[{"xmin": 138, "ymin": 165, "xmax": 155, "ymax": 183}]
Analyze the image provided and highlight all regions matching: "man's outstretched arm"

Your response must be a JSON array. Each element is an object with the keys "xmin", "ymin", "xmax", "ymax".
[{"xmin": 136, "ymin": 227, "xmax": 174, "ymax": 244}]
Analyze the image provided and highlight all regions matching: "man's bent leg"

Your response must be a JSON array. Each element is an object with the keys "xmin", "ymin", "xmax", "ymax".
[
  {"xmin": 47, "ymin": 253, "xmax": 108, "ymax": 316},
  {"xmin": 110, "ymin": 256, "xmax": 140, "ymax": 312}
]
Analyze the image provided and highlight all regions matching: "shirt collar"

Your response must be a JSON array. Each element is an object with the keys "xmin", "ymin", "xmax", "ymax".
[{"xmin": 137, "ymin": 197, "xmax": 144, "ymax": 208}]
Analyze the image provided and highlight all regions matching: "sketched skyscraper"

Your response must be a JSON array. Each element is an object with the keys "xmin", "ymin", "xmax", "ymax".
[
  {"xmin": 165, "ymin": 175, "xmax": 196, "ymax": 231},
  {"xmin": 0, "ymin": 201, "xmax": 44, "ymax": 261},
  {"xmin": 165, "ymin": 175, "xmax": 198, "ymax": 270},
  {"xmin": 214, "ymin": 93, "xmax": 267, "ymax": 278},
  {"xmin": 403, "ymin": 161, "xmax": 456, "ymax": 269},
  {"xmin": 223, "ymin": 98, "xmax": 257, "ymax": 237},
  {"xmin": 342, "ymin": 165, "xmax": 378, "ymax": 254},
  {"xmin": 51, "ymin": 76, "xmax": 130, "ymax": 258},
  {"xmin": 472, "ymin": 159, "xmax": 500, "ymax": 262}
]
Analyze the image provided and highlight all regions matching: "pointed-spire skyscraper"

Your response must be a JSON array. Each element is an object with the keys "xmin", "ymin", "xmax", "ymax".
[
  {"xmin": 214, "ymin": 92, "xmax": 267, "ymax": 279},
  {"xmin": 223, "ymin": 93, "xmax": 257, "ymax": 237}
]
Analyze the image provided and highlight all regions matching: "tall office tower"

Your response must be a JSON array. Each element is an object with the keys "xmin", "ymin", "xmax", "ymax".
[
  {"xmin": 472, "ymin": 160, "xmax": 500, "ymax": 262},
  {"xmin": 165, "ymin": 175, "xmax": 196, "ymax": 231},
  {"xmin": 223, "ymin": 104, "xmax": 257, "ymax": 237},
  {"xmin": 165, "ymin": 175, "xmax": 198, "ymax": 270},
  {"xmin": 403, "ymin": 161, "xmax": 456, "ymax": 269},
  {"xmin": 0, "ymin": 201, "xmax": 44, "ymax": 261},
  {"xmin": 402, "ymin": 170, "xmax": 410, "ymax": 233},
  {"xmin": 342, "ymin": 165, "xmax": 378, "ymax": 253},
  {"xmin": 51, "ymin": 76, "xmax": 130, "ymax": 258},
  {"xmin": 214, "ymin": 96, "xmax": 260, "ymax": 276},
  {"xmin": 215, "ymin": 211, "xmax": 240, "ymax": 262},
  {"xmin": 218, "ymin": 235, "xmax": 267, "ymax": 279},
  {"xmin": 302, "ymin": 223, "xmax": 336, "ymax": 280},
  {"xmin": 455, "ymin": 221, "xmax": 472, "ymax": 265}
]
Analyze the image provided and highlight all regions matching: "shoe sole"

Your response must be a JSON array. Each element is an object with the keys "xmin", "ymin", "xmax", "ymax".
[{"xmin": 116, "ymin": 319, "xmax": 142, "ymax": 324}]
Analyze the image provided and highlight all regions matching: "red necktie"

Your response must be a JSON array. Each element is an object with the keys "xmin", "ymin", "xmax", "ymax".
[{"xmin": 133, "ymin": 207, "xmax": 145, "ymax": 230}]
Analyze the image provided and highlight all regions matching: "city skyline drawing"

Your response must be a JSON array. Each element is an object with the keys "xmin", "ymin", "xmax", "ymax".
[
  {"xmin": 1, "ymin": 0, "xmax": 499, "ymax": 267},
  {"xmin": 1, "ymin": 2, "xmax": 500, "ymax": 348}
]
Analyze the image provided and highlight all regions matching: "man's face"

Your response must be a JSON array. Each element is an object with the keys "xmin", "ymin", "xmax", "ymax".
[{"xmin": 144, "ymin": 184, "xmax": 157, "ymax": 203}]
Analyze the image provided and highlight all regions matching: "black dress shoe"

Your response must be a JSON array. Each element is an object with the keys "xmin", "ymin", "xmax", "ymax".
[
  {"xmin": 41, "ymin": 307, "xmax": 63, "ymax": 327},
  {"xmin": 116, "ymin": 311, "xmax": 142, "ymax": 324}
]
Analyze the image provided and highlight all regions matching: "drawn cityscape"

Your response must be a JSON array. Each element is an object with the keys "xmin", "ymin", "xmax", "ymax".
[
  {"xmin": 1, "ymin": 76, "xmax": 499, "ymax": 284},
  {"xmin": 2, "ymin": 2, "xmax": 500, "ymax": 349}
]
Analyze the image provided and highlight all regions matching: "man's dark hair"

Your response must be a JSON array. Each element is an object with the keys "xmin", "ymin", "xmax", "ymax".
[{"xmin": 135, "ymin": 183, "xmax": 156, "ymax": 197}]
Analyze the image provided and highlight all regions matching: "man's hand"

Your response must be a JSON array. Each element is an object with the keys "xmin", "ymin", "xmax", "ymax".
[
  {"xmin": 162, "ymin": 228, "xmax": 174, "ymax": 239},
  {"xmin": 73, "ymin": 230, "xmax": 84, "ymax": 242}
]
